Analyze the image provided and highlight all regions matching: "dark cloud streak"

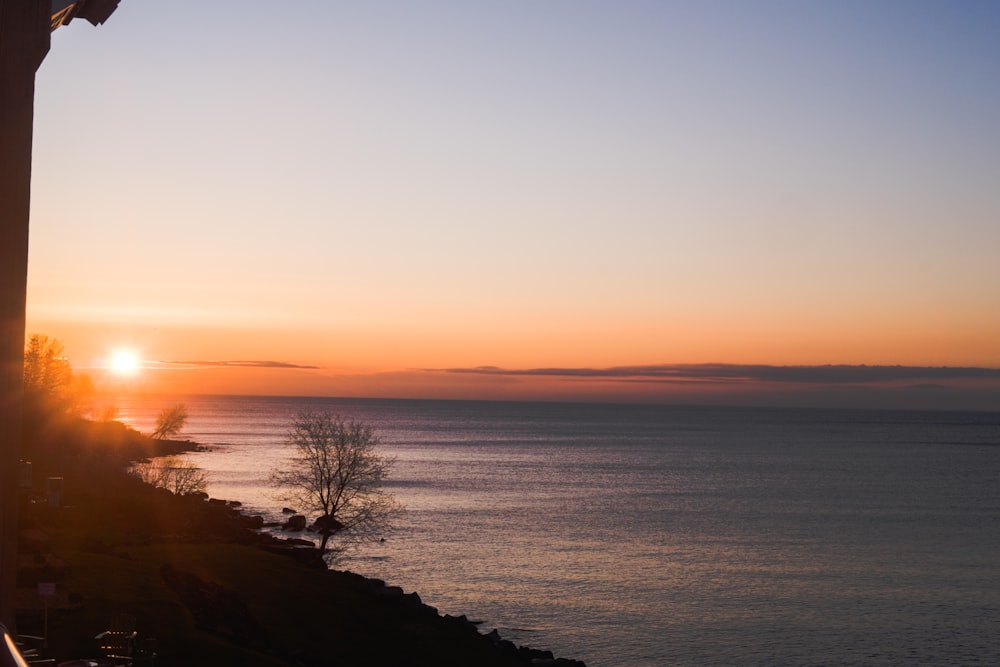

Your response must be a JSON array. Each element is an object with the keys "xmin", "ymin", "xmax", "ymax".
[
  {"xmin": 156, "ymin": 360, "xmax": 319, "ymax": 370},
  {"xmin": 433, "ymin": 363, "xmax": 1000, "ymax": 385}
]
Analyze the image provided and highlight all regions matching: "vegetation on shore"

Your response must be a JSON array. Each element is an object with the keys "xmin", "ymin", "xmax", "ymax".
[
  {"xmin": 16, "ymin": 336, "xmax": 584, "ymax": 665},
  {"xmin": 270, "ymin": 412, "xmax": 399, "ymax": 558},
  {"xmin": 18, "ymin": 414, "xmax": 586, "ymax": 666}
]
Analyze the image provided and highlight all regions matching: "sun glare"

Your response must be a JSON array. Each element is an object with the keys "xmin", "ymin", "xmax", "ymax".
[{"xmin": 111, "ymin": 350, "xmax": 139, "ymax": 375}]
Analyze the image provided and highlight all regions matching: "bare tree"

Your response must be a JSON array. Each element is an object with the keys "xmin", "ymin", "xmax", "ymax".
[
  {"xmin": 152, "ymin": 403, "xmax": 188, "ymax": 440},
  {"xmin": 270, "ymin": 412, "xmax": 398, "ymax": 557},
  {"xmin": 130, "ymin": 456, "xmax": 207, "ymax": 496}
]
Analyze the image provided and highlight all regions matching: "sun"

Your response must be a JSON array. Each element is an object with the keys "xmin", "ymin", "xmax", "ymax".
[{"xmin": 111, "ymin": 349, "xmax": 140, "ymax": 375}]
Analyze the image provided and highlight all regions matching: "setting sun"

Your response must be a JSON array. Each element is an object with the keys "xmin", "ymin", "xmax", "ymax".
[{"xmin": 111, "ymin": 349, "xmax": 139, "ymax": 375}]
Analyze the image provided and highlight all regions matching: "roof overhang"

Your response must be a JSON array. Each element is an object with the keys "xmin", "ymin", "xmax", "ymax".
[{"xmin": 51, "ymin": 0, "xmax": 121, "ymax": 31}]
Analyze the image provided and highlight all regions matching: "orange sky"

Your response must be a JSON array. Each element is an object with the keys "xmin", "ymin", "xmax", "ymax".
[{"xmin": 25, "ymin": 3, "xmax": 1000, "ymax": 410}]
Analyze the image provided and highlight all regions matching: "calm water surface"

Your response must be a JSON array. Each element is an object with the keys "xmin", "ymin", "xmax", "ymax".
[{"xmin": 114, "ymin": 396, "xmax": 1000, "ymax": 666}]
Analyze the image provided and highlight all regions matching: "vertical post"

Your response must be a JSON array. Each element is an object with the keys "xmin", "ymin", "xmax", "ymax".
[{"xmin": 0, "ymin": 0, "xmax": 50, "ymax": 631}]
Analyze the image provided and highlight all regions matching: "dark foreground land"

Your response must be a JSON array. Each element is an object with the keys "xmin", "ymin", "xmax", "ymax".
[{"xmin": 16, "ymin": 416, "xmax": 584, "ymax": 666}]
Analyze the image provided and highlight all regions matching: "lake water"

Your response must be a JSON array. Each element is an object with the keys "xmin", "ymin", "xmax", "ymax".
[{"xmin": 113, "ymin": 395, "xmax": 1000, "ymax": 666}]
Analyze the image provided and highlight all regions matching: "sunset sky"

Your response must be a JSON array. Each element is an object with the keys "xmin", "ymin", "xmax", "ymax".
[{"xmin": 25, "ymin": 1, "xmax": 1000, "ymax": 409}]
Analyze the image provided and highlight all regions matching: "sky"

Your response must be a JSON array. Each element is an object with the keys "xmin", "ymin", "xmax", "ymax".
[{"xmin": 25, "ymin": 1, "xmax": 1000, "ymax": 409}]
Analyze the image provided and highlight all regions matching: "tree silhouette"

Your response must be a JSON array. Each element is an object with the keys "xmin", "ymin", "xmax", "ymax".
[
  {"xmin": 152, "ymin": 403, "xmax": 188, "ymax": 440},
  {"xmin": 271, "ymin": 412, "xmax": 398, "ymax": 557}
]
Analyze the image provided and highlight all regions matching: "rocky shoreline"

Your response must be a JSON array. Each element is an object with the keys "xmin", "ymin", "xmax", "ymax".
[
  {"xmin": 18, "ymin": 416, "xmax": 588, "ymax": 666},
  {"xmin": 214, "ymin": 498, "xmax": 588, "ymax": 666}
]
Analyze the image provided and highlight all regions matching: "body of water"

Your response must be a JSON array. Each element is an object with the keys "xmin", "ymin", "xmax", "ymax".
[{"xmin": 113, "ymin": 395, "xmax": 1000, "ymax": 666}]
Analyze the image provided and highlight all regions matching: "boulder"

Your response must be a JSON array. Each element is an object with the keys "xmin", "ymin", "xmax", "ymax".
[
  {"xmin": 311, "ymin": 514, "xmax": 344, "ymax": 534},
  {"xmin": 376, "ymin": 585, "xmax": 404, "ymax": 599},
  {"xmin": 282, "ymin": 514, "xmax": 307, "ymax": 531},
  {"xmin": 284, "ymin": 537, "xmax": 315, "ymax": 547}
]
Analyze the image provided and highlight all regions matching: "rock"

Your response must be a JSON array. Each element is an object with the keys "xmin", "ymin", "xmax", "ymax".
[
  {"xmin": 284, "ymin": 537, "xmax": 315, "ymax": 547},
  {"xmin": 523, "ymin": 648, "xmax": 554, "ymax": 662},
  {"xmin": 529, "ymin": 658, "xmax": 587, "ymax": 667},
  {"xmin": 401, "ymin": 592, "xmax": 423, "ymax": 608},
  {"xmin": 281, "ymin": 507, "xmax": 296, "ymax": 514},
  {"xmin": 257, "ymin": 543, "xmax": 326, "ymax": 568},
  {"xmin": 443, "ymin": 614, "xmax": 480, "ymax": 633},
  {"xmin": 282, "ymin": 514, "xmax": 306, "ymax": 531},
  {"xmin": 376, "ymin": 585, "xmax": 404, "ymax": 599},
  {"xmin": 310, "ymin": 514, "xmax": 344, "ymax": 534}
]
